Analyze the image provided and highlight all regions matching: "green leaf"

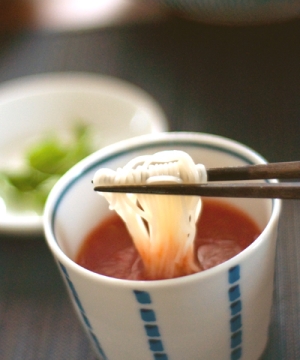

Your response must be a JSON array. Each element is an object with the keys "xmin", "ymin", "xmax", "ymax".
[
  {"xmin": 27, "ymin": 137, "xmax": 68, "ymax": 174},
  {"xmin": 2, "ymin": 168, "xmax": 48, "ymax": 192},
  {"xmin": 0, "ymin": 121, "xmax": 97, "ymax": 214}
]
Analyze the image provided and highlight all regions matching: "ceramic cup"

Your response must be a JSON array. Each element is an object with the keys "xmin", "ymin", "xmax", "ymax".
[{"xmin": 43, "ymin": 132, "xmax": 281, "ymax": 360}]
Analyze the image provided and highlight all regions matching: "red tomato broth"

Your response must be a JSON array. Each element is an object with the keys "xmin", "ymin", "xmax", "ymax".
[{"xmin": 76, "ymin": 198, "xmax": 261, "ymax": 281}]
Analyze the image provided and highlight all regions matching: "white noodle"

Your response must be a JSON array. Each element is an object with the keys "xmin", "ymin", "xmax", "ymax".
[{"xmin": 93, "ymin": 150, "xmax": 207, "ymax": 279}]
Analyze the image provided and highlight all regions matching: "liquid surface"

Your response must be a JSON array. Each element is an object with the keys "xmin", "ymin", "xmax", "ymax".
[{"xmin": 76, "ymin": 199, "xmax": 261, "ymax": 280}]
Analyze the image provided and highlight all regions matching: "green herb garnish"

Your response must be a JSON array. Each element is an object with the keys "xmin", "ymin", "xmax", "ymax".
[{"xmin": 0, "ymin": 122, "xmax": 94, "ymax": 215}]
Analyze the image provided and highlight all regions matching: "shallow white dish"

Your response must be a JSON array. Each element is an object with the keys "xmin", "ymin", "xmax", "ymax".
[{"xmin": 0, "ymin": 72, "xmax": 168, "ymax": 236}]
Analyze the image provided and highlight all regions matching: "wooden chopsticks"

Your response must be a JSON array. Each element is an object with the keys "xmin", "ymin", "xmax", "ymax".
[
  {"xmin": 94, "ymin": 161, "xmax": 300, "ymax": 199},
  {"xmin": 206, "ymin": 161, "xmax": 300, "ymax": 181},
  {"xmin": 94, "ymin": 182, "xmax": 300, "ymax": 199}
]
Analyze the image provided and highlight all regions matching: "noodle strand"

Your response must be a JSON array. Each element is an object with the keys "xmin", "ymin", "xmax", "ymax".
[{"xmin": 93, "ymin": 150, "xmax": 207, "ymax": 279}]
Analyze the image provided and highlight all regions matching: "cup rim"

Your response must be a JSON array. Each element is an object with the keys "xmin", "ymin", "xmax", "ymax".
[{"xmin": 43, "ymin": 131, "xmax": 281, "ymax": 289}]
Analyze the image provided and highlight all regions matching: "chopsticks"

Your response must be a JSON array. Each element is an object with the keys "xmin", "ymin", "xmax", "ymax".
[
  {"xmin": 94, "ymin": 161, "xmax": 300, "ymax": 199},
  {"xmin": 206, "ymin": 161, "xmax": 300, "ymax": 181},
  {"xmin": 94, "ymin": 183, "xmax": 300, "ymax": 199}
]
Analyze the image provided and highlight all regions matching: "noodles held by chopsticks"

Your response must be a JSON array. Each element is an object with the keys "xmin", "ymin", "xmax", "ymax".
[{"xmin": 93, "ymin": 150, "xmax": 207, "ymax": 280}]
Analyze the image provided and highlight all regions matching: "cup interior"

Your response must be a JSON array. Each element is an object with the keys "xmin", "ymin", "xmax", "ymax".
[{"xmin": 44, "ymin": 132, "xmax": 276, "ymax": 268}]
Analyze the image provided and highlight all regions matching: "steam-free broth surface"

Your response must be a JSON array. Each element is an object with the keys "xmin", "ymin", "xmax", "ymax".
[{"xmin": 76, "ymin": 198, "xmax": 261, "ymax": 280}]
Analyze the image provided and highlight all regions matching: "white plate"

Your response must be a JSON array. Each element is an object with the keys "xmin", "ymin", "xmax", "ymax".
[{"xmin": 0, "ymin": 72, "xmax": 168, "ymax": 236}]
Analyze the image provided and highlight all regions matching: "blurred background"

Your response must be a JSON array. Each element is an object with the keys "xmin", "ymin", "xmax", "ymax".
[
  {"xmin": 0, "ymin": 0, "xmax": 299, "ymax": 163},
  {"xmin": 1, "ymin": 1, "xmax": 300, "ymax": 359}
]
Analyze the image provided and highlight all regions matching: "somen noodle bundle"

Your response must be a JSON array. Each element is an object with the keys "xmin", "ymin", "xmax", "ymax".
[{"xmin": 93, "ymin": 150, "xmax": 207, "ymax": 280}]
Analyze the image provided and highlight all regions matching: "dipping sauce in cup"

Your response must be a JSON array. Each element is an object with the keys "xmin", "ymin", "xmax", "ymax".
[
  {"xmin": 44, "ymin": 132, "xmax": 281, "ymax": 360},
  {"xmin": 76, "ymin": 198, "xmax": 261, "ymax": 281}
]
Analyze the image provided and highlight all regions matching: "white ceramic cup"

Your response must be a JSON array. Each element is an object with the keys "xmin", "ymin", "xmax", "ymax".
[{"xmin": 44, "ymin": 132, "xmax": 281, "ymax": 360}]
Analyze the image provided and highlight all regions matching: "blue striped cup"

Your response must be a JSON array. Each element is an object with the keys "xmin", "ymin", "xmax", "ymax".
[{"xmin": 44, "ymin": 132, "xmax": 281, "ymax": 360}]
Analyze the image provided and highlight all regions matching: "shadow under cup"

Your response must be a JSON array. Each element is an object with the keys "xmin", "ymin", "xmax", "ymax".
[{"xmin": 44, "ymin": 132, "xmax": 281, "ymax": 360}]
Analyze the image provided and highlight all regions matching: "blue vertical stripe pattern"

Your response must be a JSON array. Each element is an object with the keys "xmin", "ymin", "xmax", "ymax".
[
  {"xmin": 58, "ymin": 262, "xmax": 107, "ymax": 360},
  {"xmin": 228, "ymin": 265, "xmax": 242, "ymax": 360},
  {"xmin": 133, "ymin": 290, "xmax": 169, "ymax": 360}
]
